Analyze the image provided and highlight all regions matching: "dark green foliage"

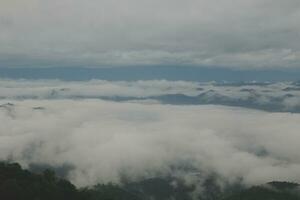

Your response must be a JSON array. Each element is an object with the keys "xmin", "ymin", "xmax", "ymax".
[
  {"xmin": 123, "ymin": 177, "xmax": 195, "ymax": 200},
  {"xmin": 222, "ymin": 182, "xmax": 300, "ymax": 200},
  {"xmin": 268, "ymin": 181, "xmax": 300, "ymax": 190},
  {"xmin": 0, "ymin": 162, "xmax": 140, "ymax": 200},
  {"xmin": 1, "ymin": 162, "xmax": 300, "ymax": 200},
  {"xmin": 80, "ymin": 183, "xmax": 141, "ymax": 200},
  {"xmin": 0, "ymin": 162, "xmax": 80, "ymax": 200}
]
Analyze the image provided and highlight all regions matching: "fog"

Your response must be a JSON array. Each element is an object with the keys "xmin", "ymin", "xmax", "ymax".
[
  {"xmin": 1, "ymin": 79, "xmax": 300, "ymax": 112},
  {"xmin": 1, "ymin": 99, "xmax": 300, "ymax": 187}
]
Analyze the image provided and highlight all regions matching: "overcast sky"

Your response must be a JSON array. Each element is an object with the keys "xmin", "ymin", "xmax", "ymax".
[{"xmin": 0, "ymin": 0, "xmax": 299, "ymax": 69}]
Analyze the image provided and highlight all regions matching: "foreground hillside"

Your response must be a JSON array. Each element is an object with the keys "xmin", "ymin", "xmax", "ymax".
[{"xmin": 0, "ymin": 162, "xmax": 299, "ymax": 200}]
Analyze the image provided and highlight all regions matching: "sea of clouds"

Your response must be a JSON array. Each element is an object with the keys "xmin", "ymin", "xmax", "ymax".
[
  {"xmin": 1, "ymin": 79, "xmax": 300, "ymax": 111},
  {"xmin": 1, "ymin": 79, "xmax": 300, "ymax": 187}
]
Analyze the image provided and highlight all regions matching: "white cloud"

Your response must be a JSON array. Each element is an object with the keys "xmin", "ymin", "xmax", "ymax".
[
  {"xmin": 1, "ymin": 79, "xmax": 300, "ymax": 112},
  {"xmin": 0, "ymin": 79, "xmax": 201, "ymax": 98},
  {"xmin": 1, "ymin": 99, "xmax": 300, "ymax": 187}
]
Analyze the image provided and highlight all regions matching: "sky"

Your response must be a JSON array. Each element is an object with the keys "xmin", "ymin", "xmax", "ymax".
[
  {"xmin": 0, "ymin": 0, "xmax": 300, "ymax": 74},
  {"xmin": 1, "ymin": 0, "xmax": 300, "ymax": 193}
]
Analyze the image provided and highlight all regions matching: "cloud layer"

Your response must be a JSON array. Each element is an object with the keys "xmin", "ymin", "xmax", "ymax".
[
  {"xmin": 0, "ymin": 0, "xmax": 300, "ymax": 69},
  {"xmin": 1, "ymin": 79, "xmax": 300, "ymax": 112},
  {"xmin": 1, "ymin": 99, "xmax": 300, "ymax": 187}
]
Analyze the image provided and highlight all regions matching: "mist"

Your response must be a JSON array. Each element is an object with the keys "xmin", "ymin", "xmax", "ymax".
[
  {"xmin": 1, "ymin": 98, "xmax": 300, "ymax": 187},
  {"xmin": 1, "ymin": 79, "xmax": 300, "ymax": 112}
]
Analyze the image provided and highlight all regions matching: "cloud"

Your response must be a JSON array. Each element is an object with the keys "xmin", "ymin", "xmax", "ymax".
[
  {"xmin": 0, "ymin": 79, "xmax": 200, "ymax": 99},
  {"xmin": 1, "ymin": 99, "xmax": 300, "ymax": 187},
  {"xmin": 1, "ymin": 79, "xmax": 300, "ymax": 112},
  {"xmin": 0, "ymin": 0, "xmax": 300, "ymax": 69}
]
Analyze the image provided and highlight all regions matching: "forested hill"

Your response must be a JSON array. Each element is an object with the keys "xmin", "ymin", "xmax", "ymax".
[{"xmin": 1, "ymin": 162, "xmax": 300, "ymax": 200}]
